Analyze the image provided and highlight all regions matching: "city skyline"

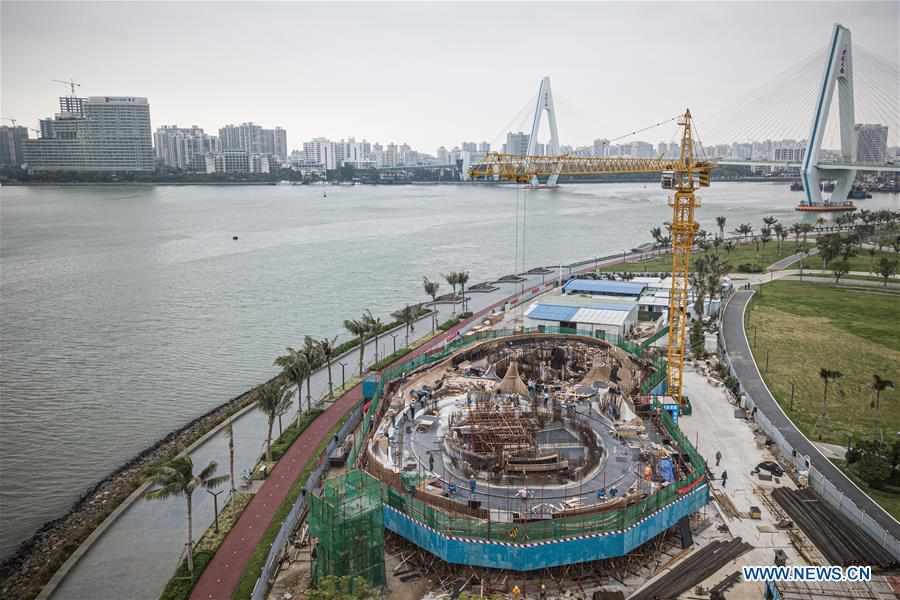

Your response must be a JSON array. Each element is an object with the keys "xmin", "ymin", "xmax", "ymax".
[{"xmin": 3, "ymin": 2, "xmax": 898, "ymax": 153}]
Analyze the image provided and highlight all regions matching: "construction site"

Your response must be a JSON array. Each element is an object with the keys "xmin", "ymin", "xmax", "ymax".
[{"xmin": 263, "ymin": 322, "xmax": 900, "ymax": 600}]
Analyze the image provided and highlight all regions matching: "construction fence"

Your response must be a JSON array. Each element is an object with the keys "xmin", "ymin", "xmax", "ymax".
[{"xmin": 337, "ymin": 328, "xmax": 709, "ymax": 570}]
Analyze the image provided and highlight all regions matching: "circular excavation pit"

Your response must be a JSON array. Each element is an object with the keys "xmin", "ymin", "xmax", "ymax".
[{"xmin": 367, "ymin": 334, "xmax": 688, "ymax": 522}]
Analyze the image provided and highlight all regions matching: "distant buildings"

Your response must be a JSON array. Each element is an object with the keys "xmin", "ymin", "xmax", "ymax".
[
  {"xmin": 25, "ymin": 96, "xmax": 154, "ymax": 172},
  {"xmin": 153, "ymin": 125, "xmax": 219, "ymax": 171},
  {"xmin": 0, "ymin": 126, "xmax": 29, "ymax": 167},
  {"xmin": 856, "ymin": 124, "xmax": 888, "ymax": 163},
  {"xmin": 503, "ymin": 132, "xmax": 530, "ymax": 155}
]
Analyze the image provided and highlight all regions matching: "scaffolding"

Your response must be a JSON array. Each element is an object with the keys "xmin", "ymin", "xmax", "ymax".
[{"xmin": 309, "ymin": 470, "xmax": 386, "ymax": 587}]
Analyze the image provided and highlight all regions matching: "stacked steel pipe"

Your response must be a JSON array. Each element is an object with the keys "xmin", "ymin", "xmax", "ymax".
[
  {"xmin": 772, "ymin": 487, "xmax": 896, "ymax": 568},
  {"xmin": 628, "ymin": 538, "xmax": 752, "ymax": 600}
]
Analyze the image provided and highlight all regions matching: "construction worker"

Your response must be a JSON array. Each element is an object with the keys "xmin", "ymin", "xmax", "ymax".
[
  {"xmin": 721, "ymin": 470, "xmax": 728, "ymax": 488},
  {"xmin": 715, "ymin": 450, "xmax": 722, "ymax": 466}
]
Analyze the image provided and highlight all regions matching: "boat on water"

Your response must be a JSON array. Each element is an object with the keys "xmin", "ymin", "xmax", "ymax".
[
  {"xmin": 795, "ymin": 201, "xmax": 856, "ymax": 213},
  {"xmin": 848, "ymin": 188, "xmax": 872, "ymax": 200},
  {"xmin": 789, "ymin": 182, "xmax": 803, "ymax": 191}
]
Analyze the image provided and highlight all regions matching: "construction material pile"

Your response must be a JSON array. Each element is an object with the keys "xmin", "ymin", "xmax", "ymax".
[
  {"xmin": 628, "ymin": 538, "xmax": 752, "ymax": 600},
  {"xmin": 772, "ymin": 487, "xmax": 897, "ymax": 569}
]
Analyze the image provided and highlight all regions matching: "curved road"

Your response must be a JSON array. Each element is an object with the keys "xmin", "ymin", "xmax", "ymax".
[{"xmin": 721, "ymin": 289, "xmax": 900, "ymax": 552}]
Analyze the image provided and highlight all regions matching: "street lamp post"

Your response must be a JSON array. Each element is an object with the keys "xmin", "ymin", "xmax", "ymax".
[
  {"xmin": 207, "ymin": 489, "xmax": 225, "ymax": 533},
  {"xmin": 392, "ymin": 334, "xmax": 398, "ymax": 354},
  {"xmin": 339, "ymin": 362, "xmax": 346, "ymax": 388}
]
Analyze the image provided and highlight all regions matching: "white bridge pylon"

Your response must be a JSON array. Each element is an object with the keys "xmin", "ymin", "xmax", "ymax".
[
  {"xmin": 803, "ymin": 23, "xmax": 857, "ymax": 205},
  {"xmin": 527, "ymin": 76, "xmax": 561, "ymax": 186}
]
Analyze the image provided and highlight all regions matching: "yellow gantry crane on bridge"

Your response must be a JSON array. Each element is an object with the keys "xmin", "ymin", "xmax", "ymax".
[{"xmin": 469, "ymin": 110, "xmax": 714, "ymax": 406}]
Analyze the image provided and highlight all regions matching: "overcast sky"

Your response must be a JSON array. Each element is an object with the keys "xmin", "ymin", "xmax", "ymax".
[{"xmin": 2, "ymin": 1, "xmax": 898, "ymax": 153}]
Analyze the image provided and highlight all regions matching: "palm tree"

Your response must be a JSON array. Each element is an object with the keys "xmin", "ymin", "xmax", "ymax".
[
  {"xmin": 400, "ymin": 304, "xmax": 417, "ymax": 346},
  {"xmin": 145, "ymin": 456, "xmax": 228, "ymax": 577},
  {"xmin": 344, "ymin": 317, "xmax": 369, "ymax": 376},
  {"xmin": 723, "ymin": 240, "xmax": 735, "ymax": 255},
  {"xmin": 318, "ymin": 336, "xmax": 339, "ymax": 399},
  {"xmin": 457, "ymin": 271, "xmax": 470, "ymax": 313},
  {"xmin": 872, "ymin": 374, "xmax": 896, "ymax": 442},
  {"xmin": 423, "ymin": 277, "xmax": 440, "ymax": 332},
  {"xmin": 773, "ymin": 223, "xmax": 786, "ymax": 253},
  {"xmin": 716, "ymin": 216, "xmax": 727, "ymax": 240},
  {"xmin": 690, "ymin": 255, "xmax": 710, "ymax": 318},
  {"xmin": 800, "ymin": 222, "xmax": 814, "ymax": 245},
  {"xmin": 227, "ymin": 420, "xmax": 236, "ymax": 494},
  {"xmin": 734, "ymin": 224, "xmax": 753, "ymax": 240},
  {"xmin": 443, "ymin": 273, "xmax": 459, "ymax": 314},
  {"xmin": 258, "ymin": 381, "xmax": 292, "ymax": 464},
  {"xmin": 759, "ymin": 226, "xmax": 772, "ymax": 253},
  {"xmin": 301, "ymin": 336, "xmax": 322, "ymax": 409},
  {"xmin": 819, "ymin": 368, "xmax": 843, "ymax": 416},
  {"xmin": 363, "ymin": 310, "xmax": 384, "ymax": 362},
  {"xmin": 274, "ymin": 348, "xmax": 309, "ymax": 418},
  {"xmin": 650, "ymin": 226, "xmax": 663, "ymax": 245}
]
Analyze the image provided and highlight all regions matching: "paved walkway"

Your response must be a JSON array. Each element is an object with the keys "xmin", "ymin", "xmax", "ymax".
[
  {"xmin": 189, "ymin": 274, "xmax": 556, "ymax": 599},
  {"xmin": 720, "ymin": 290, "xmax": 900, "ymax": 545}
]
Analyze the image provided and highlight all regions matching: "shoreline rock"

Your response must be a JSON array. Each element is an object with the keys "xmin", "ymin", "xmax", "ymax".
[{"xmin": 0, "ymin": 373, "xmax": 282, "ymax": 600}]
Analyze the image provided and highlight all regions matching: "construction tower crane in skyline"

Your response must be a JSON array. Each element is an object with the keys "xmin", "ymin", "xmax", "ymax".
[{"xmin": 470, "ymin": 109, "xmax": 713, "ymax": 407}]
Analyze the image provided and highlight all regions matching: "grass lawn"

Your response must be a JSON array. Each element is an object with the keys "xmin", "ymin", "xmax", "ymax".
[
  {"xmin": 600, "ymin": 241, "xmax": 811, "ymax": 273},
  {"xmin": 799, "ymin": 249, "xmax": 900, "ymax": 274},
  {"xmin": 745, "ymin": 280, "xmax": 900, "ymax": 445},
  {"xmin": 746, "ymin": 280, "xmax": 900, "ymax": 518}
]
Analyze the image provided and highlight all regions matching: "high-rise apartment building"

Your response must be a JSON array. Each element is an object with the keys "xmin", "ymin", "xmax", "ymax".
[
  {"xmin": 856, "ymin": 124, "xmax": 888, "ymax": 163},
  {"xmin": 504, "ymin": 132, "xmax": 530, "ymax": 155},
  {"xmin": 24, "ymin": 96, "xmax": 154, "ymax": 172},
  {"xmin": 219, "ymin": 123, "xmax": 262, "ymax": 154},
  {"xmin": 478, "ymin": 142, "xmax": 491, "ymax": 153},
  {"xmin": 154, "ymin": 125, "xmax": 218, "ymax": 171},
  {"xmin": 303, "ymin": 138, "xmax": 338, "ymax": 169},
  {"xmin": 0, "ymin": 126, "xmax": 29, "ymax": 166},
  {"xmin": 259, "ymin": 126, "xmax": 288, "ymax": 162}
]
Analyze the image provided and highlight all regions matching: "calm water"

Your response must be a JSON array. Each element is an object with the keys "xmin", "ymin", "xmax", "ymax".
[{"xmin": 1, "ymin": 181, "xmax": 897, "ymax": 558}]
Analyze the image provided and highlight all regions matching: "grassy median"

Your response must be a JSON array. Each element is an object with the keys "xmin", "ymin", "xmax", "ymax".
[{"xmin": 599, "ymin": 242, "xmax": 810, "ymax": 274}]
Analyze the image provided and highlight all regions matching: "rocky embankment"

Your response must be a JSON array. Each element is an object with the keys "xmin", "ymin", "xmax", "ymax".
[{"xmin": 0, "ymin": 375, "xmax": 279, "ymax": 600}]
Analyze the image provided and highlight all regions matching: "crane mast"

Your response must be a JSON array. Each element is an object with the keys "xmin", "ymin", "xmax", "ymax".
[{"xmin": 469, "ymin": 109, "xmax": 712, "ymax": 405}]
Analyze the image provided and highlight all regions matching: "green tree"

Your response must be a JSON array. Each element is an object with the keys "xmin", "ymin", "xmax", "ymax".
[
  {"xmin": 318, "ymin": 336, "xmax": 339, "ymax": 399},
  {"xmin": 690, "ymin": 319, "xmax": 705, "ymax": 357},
  {"xmin": 443, "ymin": 272, "xmax": 459, "ymax": 314},
  {"xmin": 301, "ymin": 336, "xmax": 323, "ymax": 408},
  {"xmin": 716, "ymin": 216, "xmax": 727, "ymax": 240},
  {"xmin": 830, "ymin": 259, "xmax": 850, "ymax": 284},
  {"xmin": 399, "ymin": 304, "xmax": 417, "ymax": 346},
  {"xmin": 872, "ymin": 374, "xmax": 896, "ymax": 443},
  {"xmin": 773, "ymin": 223, "xmax": 786, "ymax": 253},
  {"xmin": 855, "ymin": 445, "xmax": 892, "ymax": 487},
  {"xmin": 343, "ymin": 317, "xmax": 369, "ymax": 376},
  {"xmin": 816, "ymin": 234, "xmax": 842, "ymax": 270},
  {"xmin": 258, "ymin": 381, "xmax": 292, "ymax": 463},
  {"xmin": 144, "ymin": 456, "xmax": 228, "ymax": 576},
  {"xmin": 362, "ymin": 311, "xmax": 384, "ymax": 362},
  {"xmin": 457, "ymin": 271, "xmax": 470, "ymax": 313},
  {"xmin": 274, "ymin": 347, "xmax": 310, "ymax": 417},
  {"xmin": 734, "ymin": 223, "xmax": 753, "ymax": 240},
  {"xmin": 422, "ymin": 276, "xmax": 441, "ymax": 332},
  {"xmin": 877, "ymin": 256, "xmax": 898, "ymax": 287},
  {"xmin": 819, "ymin": 368, "xmax": 843, "ymax": 415}
]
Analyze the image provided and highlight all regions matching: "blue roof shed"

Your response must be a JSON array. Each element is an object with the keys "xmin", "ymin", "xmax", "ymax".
[{"xmin": 562, "ymin": 279, "xmax": 646, "ymax": 297}]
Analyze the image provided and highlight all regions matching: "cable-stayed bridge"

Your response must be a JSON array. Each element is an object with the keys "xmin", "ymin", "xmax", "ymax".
[{"xmin": 471, "ymin": 23, "xmax": 900, "ymax": 209}]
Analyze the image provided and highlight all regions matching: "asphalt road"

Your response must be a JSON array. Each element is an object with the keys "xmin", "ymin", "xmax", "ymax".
[{"xmin": 721, "ymin": 290, "xmax": 900, "ymax": 546}]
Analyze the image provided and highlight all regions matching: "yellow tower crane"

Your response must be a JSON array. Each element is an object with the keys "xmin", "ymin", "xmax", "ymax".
[{"xmin": 469, "ymin": 110, "xmax": 713, "ymax": 405}]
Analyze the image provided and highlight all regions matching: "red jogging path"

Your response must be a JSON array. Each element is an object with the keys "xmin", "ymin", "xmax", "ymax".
[
  {"xmin": 191, "ymin": 270, "xmax": 597, "ymax": 600},
  {"xmin": 190, "ymin": 290, "xmax": 529, "ymax": 600}
]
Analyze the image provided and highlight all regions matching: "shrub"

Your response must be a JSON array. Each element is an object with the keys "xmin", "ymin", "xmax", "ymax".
[
  {"xmin": 736, "ymin": 263, "xmax": 764, "ymax": 273},
  {"xmin": 159, "ymin": 550, "xmax": 215, "ymax": 600},
  {"xmin": 438, "ymin": 317, "xmax": 461, "ymax": 331},
  {"xmin": 270, "ymin": 409, "xmax": 324, "ymax": 461}
]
